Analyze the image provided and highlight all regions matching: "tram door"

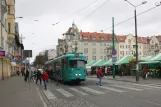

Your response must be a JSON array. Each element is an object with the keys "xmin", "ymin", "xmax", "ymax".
[{"xmin": 62, "ymin": 59, "xmax": 65, "ymax": 80}]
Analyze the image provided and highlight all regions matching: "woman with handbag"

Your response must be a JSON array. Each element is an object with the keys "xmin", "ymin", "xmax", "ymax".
[{"xmin": 96, "ymin": 67, "xmax": 103, "ymax": 86}]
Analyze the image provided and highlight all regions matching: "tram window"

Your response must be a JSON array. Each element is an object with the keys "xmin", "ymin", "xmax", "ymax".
[{"xmin": 69, "ymin": 60, "xmax": 85, "ymax": 68}]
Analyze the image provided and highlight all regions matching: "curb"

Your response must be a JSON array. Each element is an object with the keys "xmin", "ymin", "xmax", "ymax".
[{"xmin": 37, "ymin": 87, "xmax": 48, "ymax": 107}]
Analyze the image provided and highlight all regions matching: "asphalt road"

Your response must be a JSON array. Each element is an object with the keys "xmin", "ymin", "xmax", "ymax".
[{"xmin": 38, "ymin": 77, "xmax": 161, "ymax": 107}]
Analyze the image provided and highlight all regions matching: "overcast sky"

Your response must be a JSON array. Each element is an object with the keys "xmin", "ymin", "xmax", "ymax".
[{"xmin": 15, "ymin": 0, "xmax": 161, "ymax": 62}]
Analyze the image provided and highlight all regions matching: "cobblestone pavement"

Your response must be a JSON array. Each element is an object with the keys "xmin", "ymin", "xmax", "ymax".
[{"xmin": 49, "ymin": 98, "xmax": 98, "ymax": 107}]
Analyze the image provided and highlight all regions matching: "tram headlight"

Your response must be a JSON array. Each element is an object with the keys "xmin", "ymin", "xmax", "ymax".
[
  {"xmin": 75, "ymin": 74, "xmax": 78, "ymax": 76},
  {"xmin": 79, "ymin": 74, "xmax": 81, "ymax": 76}
]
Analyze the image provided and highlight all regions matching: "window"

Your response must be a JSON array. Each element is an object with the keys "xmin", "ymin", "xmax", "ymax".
[
  {"xmin": 128, "ymin": 45, "xmax": 130, "ymax": 48},
  {"xmin": 8, "ymin": 23, "xmax": 11, "ymax": 33},
  {"xmin": 100, "ymin": 56, "xmax": 103, "ymax": 59},
  {"xmin": 140, "ymin": 45, "xmax": 141, "ymax": 49},
  {"xmin": 128, "ymin": 39, "xmax": 131, "ymax": 43},
  {"xmin": 104, "ymin": 43, "xmax": 106, "ymax": 46},
  {"xmin": 93, "ymin": 56, "xmax": 96, "ymax": 60},
  {"xmin": 120, "ymin": 51, "xmax": 124, "ymax": 55},
  {"xmin": 83, "ymin": 37, "xmax": 88, "ymax": 39},
  {"xmin": 100, "ymin": 49, "xmax": 104, "ymax": 54},
  {"xmin": 84, "ymin": 42, "xmax": 88, "ymax": 45},
  {"xmin": 140, "ymin": 51, "xmax": 141, "ymax": 55},
  {"xmin": 92, "ymin": 48, "xmax": 96, "ymax": 54},
  {"xmin": 100, "ymin": 37, "xmax": 104, "ymax": 40},
  {"xmin": 120, "ymin": 44, "xmax": 124, "ymax": 48},
  {"xmin": 92, "ymin": 37, "xmax": 96, "ymax": 40},
  {"xmin": 8, "ymin": 6, "xmax": 10, "ymax": 14},
  {"xmin": 126, "ymin": 45, "xmax": 127, "ymax": 48},
  {"xmin": 126, "ymin": 51, "xmax": 128, "ymax": 55},
  {"xmin": 104, "ymin": 49, "xmax": 106, "ymax": 54},
  {"xmin": 133, "ymin": 45, "xmax": 136, "ymax": 49},
  {"xmin": 69, "ymin": 60, "xmax": 85, "ymax": 68},
  {"xmin": 92, "ymin": 42, "xmax": 96, "ymax": 46},
  {"xmin": 84, "ymin": 48, "xmax": 88, "ymax": 54},
  {"xmin": 104, "ymin": 56, "xmax": 106, "ymax": 60}
]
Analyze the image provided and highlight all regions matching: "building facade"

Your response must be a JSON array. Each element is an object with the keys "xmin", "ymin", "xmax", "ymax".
[{"xmin": 0, "ymin": 0, "xmax": 9, "ymax": 80}]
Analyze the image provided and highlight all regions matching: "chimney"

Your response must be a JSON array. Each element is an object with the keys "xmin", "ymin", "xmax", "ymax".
[{"xmin": 80, "ymin": 30, "xmax": 82, "ymax": 32}]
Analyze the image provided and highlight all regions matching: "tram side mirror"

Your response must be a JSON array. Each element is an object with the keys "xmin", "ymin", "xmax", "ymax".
[{"xmin": 85, "ymin": 61, "xmax": 87, "ymax": 64}]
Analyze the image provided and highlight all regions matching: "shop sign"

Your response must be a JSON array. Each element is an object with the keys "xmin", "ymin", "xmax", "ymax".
[{"xmin": 0, "ymin": 51, "xmax": 5, "ymax": 56}]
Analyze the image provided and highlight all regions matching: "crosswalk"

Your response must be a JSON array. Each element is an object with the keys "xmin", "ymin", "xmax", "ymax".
[{"xmin": 41, "ymin": 83, "xmax": 159, "ymax": 100}]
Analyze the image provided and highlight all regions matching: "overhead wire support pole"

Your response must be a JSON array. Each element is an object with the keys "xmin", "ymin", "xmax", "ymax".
[
  {"xmin": 124, "ymin": 0, "xmax": 147, "ymax": 82},
  {"xmin": 112, "ymin": 17, "xmax": 115, "ymax": 79}
]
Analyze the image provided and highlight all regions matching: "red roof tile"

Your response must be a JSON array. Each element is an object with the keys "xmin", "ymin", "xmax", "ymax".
[
  {"xmin": 117, "ymin": 35, "xmax": 126, "ymax": 42},
  {"xmin": 80, "ymin": 32, "xmax": 112, "ymax": 41}
]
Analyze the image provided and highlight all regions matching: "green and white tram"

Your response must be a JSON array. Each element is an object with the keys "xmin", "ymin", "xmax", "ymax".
[{"xmin": 45, "ymin": 53, "xmax": 87, "ymax": 84}]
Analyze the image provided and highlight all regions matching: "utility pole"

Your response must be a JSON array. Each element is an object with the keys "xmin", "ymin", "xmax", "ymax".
[
  {"xmin": 112, "ymin": 17, "xmax": 115, "ymax": 79},
  {"xmin": 134, "ymin": 9, "xmax": 139, "ymax": 82}
]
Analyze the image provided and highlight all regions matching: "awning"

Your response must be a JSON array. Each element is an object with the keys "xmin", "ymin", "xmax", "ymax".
[
  {"xmin": 139, "ymin": 56, "xmax": 155, "ymax": 62},
  {"xmin": 116, "ymin": 55, "xmax": 133, "ymax": 65},
  {"xmin": 92, "ymin": 59, "xmax": 106, "ymax": 66},
  {"xmin": 139, "ymin": 61, "xmax": 159, "ymax": 64},
  {"xmin": 150, "ymin": 53, "xmax": 161, "ymax": 61},
  {"xmin": 87, "ymin": 60, "xmax": 97, "ymax": 66},
  {"xmin": 86, "ymin": 60, "xmax": 95, "ymax": 66},
  {"xmin": 103, "ymin": 59, "xmax": 113, "ymax": 66},
  {"xmin": 11, "ymin": 62, "xmax": 17, "ymax": 67}
]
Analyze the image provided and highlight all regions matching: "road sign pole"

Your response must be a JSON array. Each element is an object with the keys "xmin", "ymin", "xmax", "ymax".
[{"xmin": 112, "ymin": 17, "xmax": 115, "ymax": 79}]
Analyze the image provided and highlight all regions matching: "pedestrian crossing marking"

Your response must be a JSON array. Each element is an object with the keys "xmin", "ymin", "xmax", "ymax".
[
  {"xmin": 112, "ymin": 85, "xmax": 143, "ymax": 91},
  {"xmin": 43, "ymin": 90, "xmax": 57, "ymax": 100},
  {"xmin": 81, "ymin": 87, "xmax": 105, "ymax": 94},
  {"xmin": 99, "ymin": 86, "xmax": 125, "ymax": 93},
  {"xmin": 56, "ymin": 88, "xmax": 74, "ymax": 97},
  {"xmin": 133, "ymin": 83, "xmax": 161, "ymax": 89},
  {"xmin": 69, "ymin": 88, "xmax": 89, "ymax": 96}
]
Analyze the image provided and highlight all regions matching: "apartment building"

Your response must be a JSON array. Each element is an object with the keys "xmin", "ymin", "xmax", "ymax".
[
  {"xmin": 0, "ymin": 0, "xmax": 9, "ymax": 79},
  {"xmin": 57, "ymin": 23, "xmax": 160, "ymax": 61},
  {"xmin": 149, "ymin": 36, "xmax": 161, "ymax": 56}
]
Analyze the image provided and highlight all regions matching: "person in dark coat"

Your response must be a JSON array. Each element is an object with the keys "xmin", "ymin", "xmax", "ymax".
[
  {"xmin": 24, "ymin": 69, "xmax": 29, "ymax": 82},
  {"xmin": 36, "ymin": 70, "xmax": 42, "ymax": 85}
]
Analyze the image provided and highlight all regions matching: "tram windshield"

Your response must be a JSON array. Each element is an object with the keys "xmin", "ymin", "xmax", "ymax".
[{"xmin": 70, "ymin": 60, "xmax": 85, "ymax": 68}]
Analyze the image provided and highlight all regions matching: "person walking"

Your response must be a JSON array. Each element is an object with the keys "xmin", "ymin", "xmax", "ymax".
[
  {"xmin": 36, "ymin": 70, "xmax": 42, "ymax": 85},
  {"xmin": 96, "ymin": 67, "xmax": 103, "ymax": 86},
  {"xmin": 42, "ymin": 71, "xmax": 49, "ymax": 90},
  {"xmin": 24, "ymin": 69, "xmax": 29, "ymax": 82}
]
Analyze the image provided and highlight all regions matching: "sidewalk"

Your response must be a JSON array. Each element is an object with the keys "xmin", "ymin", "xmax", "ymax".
[
  {"xmin": 87, "ymin": 75, "xmax": 161, "ymax": 85},
  {"xmin": 0, "ymin": 76, "xmax": 44, "ymax": 107}
]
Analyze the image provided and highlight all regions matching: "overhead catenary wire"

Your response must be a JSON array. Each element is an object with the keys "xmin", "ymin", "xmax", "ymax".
[
  {"xmin": 103, "ymin": 5, "xmax": 160, "ymax": 32},
  {"xmin": 79, "ymin": 0, "xmax": 110, "ymax": 23},
  {"xmin": 52, "ymin": 0, "xmax": 99, "ymax": 26}
]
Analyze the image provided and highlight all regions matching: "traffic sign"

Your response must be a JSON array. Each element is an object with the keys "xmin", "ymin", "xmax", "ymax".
[
  {"xmin": 112, "ymin": 49, "xmax": 117, "ymax": 55},
  {"xmin": 112, "ymin": 57, "xmax": 117, "ymax": 63}
]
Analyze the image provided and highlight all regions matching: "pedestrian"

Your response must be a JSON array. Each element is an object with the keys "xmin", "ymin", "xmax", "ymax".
[
  {"xmin": 42, "ymin": 71, "xmax": 49, "ymax": 90},
  {"xmin": 96, "ymin": 67, "xmax": 103, "ymax": 86},
  {"xmin": 24, "ymin": 69, "xmax": 29, "ymax": 82},
  {"xmin": 36, "ymin": 70, "xmax": 42, "ymax": 85},
  {"xmin": 143, "ymin": 66, "xmax": 147, "ymax": 79}
]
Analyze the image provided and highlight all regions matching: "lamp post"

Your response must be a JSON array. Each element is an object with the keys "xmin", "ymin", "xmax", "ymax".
[{"xmin": 124, "ymin": 0, "xmax": 147, "ymax": 82}]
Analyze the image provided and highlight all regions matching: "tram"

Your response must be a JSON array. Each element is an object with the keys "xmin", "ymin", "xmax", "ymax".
[{"xmin": 45, "ymin": 53, "xmax": 87, "ymax": 84}]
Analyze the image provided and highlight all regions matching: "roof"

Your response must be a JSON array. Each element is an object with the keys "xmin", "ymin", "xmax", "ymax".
[
  {"xmin": 58, "ymin": 39, "xmax": 63, "ymax": 43},
  {"xmin": 156, "ymin": 35, "xmax": 161, "ymax": 42},
  {"xmin": 116, "ymin": 35, "xmax": 126, "ymax": 42},
  {"xmin": 80, "ymin": 32, "xmax": 112, "ymax": 41}
]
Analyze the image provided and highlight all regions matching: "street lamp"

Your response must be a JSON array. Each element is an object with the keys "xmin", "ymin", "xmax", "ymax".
[{"xmin": 124, "ymin": 0, "xmax": 147, "ymax": 82}]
